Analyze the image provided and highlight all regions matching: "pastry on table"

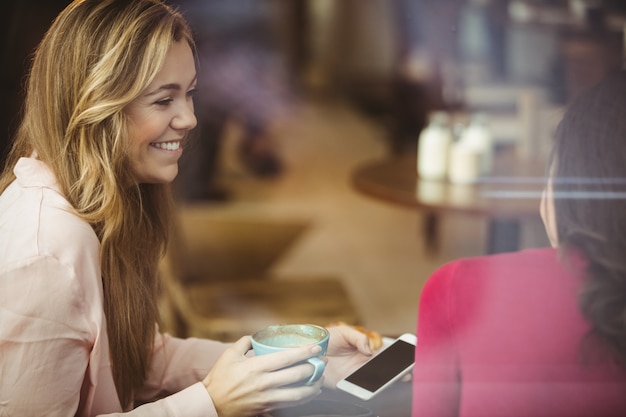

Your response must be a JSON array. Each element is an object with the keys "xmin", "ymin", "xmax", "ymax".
[{"xmin": 327, "ymin": 321, "xmax": 383, "ymax": 351}]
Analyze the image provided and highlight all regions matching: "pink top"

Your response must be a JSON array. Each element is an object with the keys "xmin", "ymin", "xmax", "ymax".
[
  {"xmin": 0, "ymin": 157, "xmax": 229, "ymax": 416},
  {"xmin": 412, "ymin": 248, "xmax": 626, "ymax": 417}
]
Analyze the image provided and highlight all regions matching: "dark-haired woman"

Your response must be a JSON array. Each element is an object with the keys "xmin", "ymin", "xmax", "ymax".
[{"xmin": 412, "ymin": 71, "xmax": 626, "ymax": 417}]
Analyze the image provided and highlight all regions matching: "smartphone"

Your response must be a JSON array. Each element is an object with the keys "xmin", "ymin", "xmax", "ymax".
[{"xmin": 336, "ymin": 333, "xmax": 416, "ymax": 401}]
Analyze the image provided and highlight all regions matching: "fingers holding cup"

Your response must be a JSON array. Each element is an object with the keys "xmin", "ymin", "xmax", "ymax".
[{"xmin": 251, "ymin": 324, "xmax": 330, "ymax": 386}]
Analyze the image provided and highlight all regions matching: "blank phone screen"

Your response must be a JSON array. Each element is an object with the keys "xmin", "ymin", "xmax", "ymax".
[{"xmin": 344, "ymin": 339, "xmax": 415, "ymax": 392}]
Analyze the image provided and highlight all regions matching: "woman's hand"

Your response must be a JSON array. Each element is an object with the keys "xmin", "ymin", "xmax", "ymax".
[
  {"xmin": 202, "ymin": 336, "xmax": 323, "ymax": 417},
  {"xmin": 323, "ymin": 324, "xmax": 376, "ymax": 388}
]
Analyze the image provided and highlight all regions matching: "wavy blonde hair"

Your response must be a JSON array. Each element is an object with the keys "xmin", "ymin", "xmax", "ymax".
[{"xmin": 0, "ymin": 0, "xmax": 195, "ymax": 408}]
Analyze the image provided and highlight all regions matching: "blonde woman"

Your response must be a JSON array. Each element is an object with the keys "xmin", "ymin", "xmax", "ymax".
[{"xmin": 0, "ymin": 1, "xmax": 373, "ymax": 416}]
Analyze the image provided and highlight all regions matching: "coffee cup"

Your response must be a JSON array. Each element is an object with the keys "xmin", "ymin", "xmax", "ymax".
[{"xmin": 251, "ymin": 323, "xmax": 329, "ymax": 385}]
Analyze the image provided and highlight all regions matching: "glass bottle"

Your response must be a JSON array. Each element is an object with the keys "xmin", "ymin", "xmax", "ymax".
[{"xmin": 417, "ymin": 111, "xmax": 453, "ymax": 181}]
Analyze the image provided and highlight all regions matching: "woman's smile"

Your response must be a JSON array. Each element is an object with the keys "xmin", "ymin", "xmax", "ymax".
[{"xmin": 150, "ymin": 140, "xmax": 182, "ymax": 152}]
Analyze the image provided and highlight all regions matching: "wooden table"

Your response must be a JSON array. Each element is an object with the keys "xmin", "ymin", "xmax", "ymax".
[{"xmin": 351, "ymin": 148, "xmax": 547, "ymax": 254}]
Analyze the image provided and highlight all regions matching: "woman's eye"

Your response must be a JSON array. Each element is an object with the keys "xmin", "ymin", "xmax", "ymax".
[
  {"xmin": 155, "ymin": 98, "xmax": 173, "ymax": 106},
  {"xmin": 186, "ymin": 88, "xmax": 197, "ymax": 99}
]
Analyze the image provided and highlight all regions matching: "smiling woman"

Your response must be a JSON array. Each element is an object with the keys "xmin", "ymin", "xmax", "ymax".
[
  {"xmin": 0, "ymin": 1, "xmax": 375, "ymax": 416},
  {"xmin": 125, "ymin": 40, "xmax": 198, "ymax": 184}
]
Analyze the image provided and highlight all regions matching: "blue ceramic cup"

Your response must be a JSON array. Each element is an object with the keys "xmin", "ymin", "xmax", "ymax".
[{"xmin": 251, "ymin": 323, "xmax": 329, "ymax": 385}]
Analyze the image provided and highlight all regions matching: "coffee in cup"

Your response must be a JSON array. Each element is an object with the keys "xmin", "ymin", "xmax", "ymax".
[{"xmin": 251, "ymin": 323, "xmax": 329, "ymax": 385}]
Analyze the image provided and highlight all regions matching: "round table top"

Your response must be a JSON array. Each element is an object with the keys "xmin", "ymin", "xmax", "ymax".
[{"xmin": 351, "ymin": 149, "xmax": 547, "ymax": 221}]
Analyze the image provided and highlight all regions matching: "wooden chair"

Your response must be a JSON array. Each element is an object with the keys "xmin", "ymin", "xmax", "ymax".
[{"xmin": 159, "ymin": 207, "xmax": 361, "ymax": 342}]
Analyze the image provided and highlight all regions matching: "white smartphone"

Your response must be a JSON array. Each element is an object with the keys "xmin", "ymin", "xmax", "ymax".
[{"xmin": 336, "ymin": 333, "xmax": 416, "ymax": 401}]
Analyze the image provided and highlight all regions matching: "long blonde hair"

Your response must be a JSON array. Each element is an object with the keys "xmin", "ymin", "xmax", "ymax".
[{"xmin": 0, "ymin": 0, "xmax": 195, "ymax": 408}]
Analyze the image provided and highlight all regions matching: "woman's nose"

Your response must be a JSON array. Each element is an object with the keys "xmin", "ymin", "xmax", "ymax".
[{"xmin": 173, "ymin": 102, "xmax": 197, "ymax": 131}]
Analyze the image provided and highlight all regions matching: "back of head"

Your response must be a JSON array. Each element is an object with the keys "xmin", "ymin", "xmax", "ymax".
[
  {"xmin": 552, "ymin": 71, "xmax": 626, "ymax": 255},
  {"xmin": 551, "ymin": 70, "xmax": 626, "ymax": 367}
]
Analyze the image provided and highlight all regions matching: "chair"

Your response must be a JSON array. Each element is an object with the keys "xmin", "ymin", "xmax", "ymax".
[{"xmin": 159, "ymin": 206, "xmax": 361, "ymax": 342}]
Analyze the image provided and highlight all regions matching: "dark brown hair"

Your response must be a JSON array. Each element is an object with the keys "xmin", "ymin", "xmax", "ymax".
[{"xmin": 550, "ymin": 70, "xmax": 626, "ymax": 367}]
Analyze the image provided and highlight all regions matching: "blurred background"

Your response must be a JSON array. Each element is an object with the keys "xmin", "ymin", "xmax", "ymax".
[{"xmin": 2, "ymin": 0, "xmax": 626, "ymax": 339}]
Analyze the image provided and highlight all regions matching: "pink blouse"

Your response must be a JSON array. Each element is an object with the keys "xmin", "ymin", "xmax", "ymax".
[
  {"xmin": 0, "ymin": 157, "xmax": 229, "ymax": 416},
  {"xmin": 413, "ymin": 248, "xmax": 626, "ymax": 417}
]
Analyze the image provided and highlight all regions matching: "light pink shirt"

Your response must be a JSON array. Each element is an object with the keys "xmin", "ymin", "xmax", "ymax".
[{"xmin": 0, "ymin": 157, "xmax": 229, "ymax": 416}]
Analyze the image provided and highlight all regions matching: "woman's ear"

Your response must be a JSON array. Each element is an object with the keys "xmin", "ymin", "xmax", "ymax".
[{"xmin": 540, "ymin": 179, "xmax": 558, "ymax": 248}]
